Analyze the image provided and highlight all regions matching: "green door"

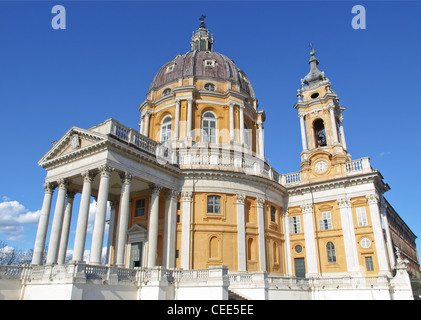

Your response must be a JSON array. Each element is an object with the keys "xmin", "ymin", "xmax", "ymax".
[{"xmin": 294, "ymin": 258, "xmax": 306, "ymax": 278}]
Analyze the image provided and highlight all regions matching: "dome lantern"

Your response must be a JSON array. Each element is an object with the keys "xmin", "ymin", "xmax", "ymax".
[{"xmin": 190, "ymin": 15, "xmax": 214, "ymax": 52}]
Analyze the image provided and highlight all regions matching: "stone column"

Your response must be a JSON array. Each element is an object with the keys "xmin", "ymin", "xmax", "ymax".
[
  {"xmin": 143, "ymin": 111, "xmax": 151, "ymax": 138},
  {"xmin": 186, "ymin": 98, "xmax": 193, "ymax": 140},
  {"xmin": 229, "ymin": 102, "xmax": 235, "ymax": 142},
  {"xmin": 328, "ymin": 106, "xmax": 339, "ymax": 144},
  {"xmin": 32, "ymin": 182, "xmax": 56, "ymax": 265},
  {"xmin": 380, "ymin": 201, "xmax": 396, "ymax": 269},
  {"xmin": 239, "ymin": 104, "xmax": 245, "ymax": 145},
  {"xmin": 282, "ymin": 209, "xmax": 293, "ymax": 276},
  {"xmin": 163, "ymin": 189, "xmax": 178, "ymax": 269},
  {"xmin": 367, "ymin": 194, "xmax": 390, "ymax": 276},
  {"xmin": 236, "ymin": 194, "xmax": 247, "ymax": 272},
  {"xmin": 256, "ymin": 198, "xmax": 266, "ymax": 271},
  {"xmin": 338, "ymin": 115, "xmax": 347, "ymax": 150},
  {"xmin": 257, "ymin": 120, "xmax": 264, "ymax": 159},
  {"xmin": 72, "ymin": 170, "xmax": 96, "ymax": 263},
  {"xmin": 115, "ymin": 172, "xmax": 133, "ymax": 267},
  {"xmin": 147, "ymin": 184, "xmax": 162, "ymax": 267},
  {"xmin": 139, "ymin": 114, "xmax": 144, "ymax": 135},
  {"xmin": 106, "ymin": 201, "xmax": 118, "ymax": 265},
  {"xmin": 174, "ymin": 98, "xmax": 180, "ymax": 140},
  {"xmin": 57, "ymin": 190, "xmax": 75, "ymax": 264},
  {"xmin": 90, "ymin": 165, "xmax": 113, "ymax": 265},
  {"xmin": 46, "ymin": 178, "xmax": 69, "ymax": 265},
  {"xmin": 180, "ymin": 191, "xmax": 192, "ymax": 270},
  {"xmin": 301, "ymin": 203, "xmax": 318, "ymax": 276},
  {"xmin": 299, "ymin": 113, "xmax": 308, "ymax": 151},
  {"xmin": 338, "ymin": 198, "xmax": 361, "ymax": 275}
]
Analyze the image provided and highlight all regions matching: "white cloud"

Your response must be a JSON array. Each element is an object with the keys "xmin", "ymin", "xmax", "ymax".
[
  {"xmin": 0, "ymin": 199, "xmax": 41, "ymax": 241},
  {"xmin": 379, "ymin": 151, "xmax": 391, "ymax": 157}
]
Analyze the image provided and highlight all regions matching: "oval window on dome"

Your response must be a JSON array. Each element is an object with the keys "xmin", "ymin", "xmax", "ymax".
[
  {"xmin": 204, "ymin": 83, "xmax": 216, "ymax": 91},
  {"xmin": 163, "ymin": 88, "xmax": 171, "ymax": 96}
]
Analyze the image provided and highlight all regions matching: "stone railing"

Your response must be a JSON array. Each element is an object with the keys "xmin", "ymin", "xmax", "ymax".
[
  {"xmin": 90, "ymin": 119, "xmax": 374, "ymax": 188},
  {"xmin": 345, "ymin": 157, "xmax": 373, "ymax": 175},
  {"xmin": 280, "ymin": 171, "xmax": 301, "ymax": 186},
  {"xmin": 92, "ymin": 119, "xmax": 158, "ymax": 156}
]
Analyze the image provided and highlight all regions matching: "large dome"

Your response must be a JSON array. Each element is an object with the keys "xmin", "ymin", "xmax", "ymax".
[{"xmin": 149, "ymin": 50, "xmax": 256, "ymax": 99}]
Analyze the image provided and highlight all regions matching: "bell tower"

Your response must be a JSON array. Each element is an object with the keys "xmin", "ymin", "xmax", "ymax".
[{"xmin": 294, "ymin": 45, "xmax": 350, "ymax": 181}]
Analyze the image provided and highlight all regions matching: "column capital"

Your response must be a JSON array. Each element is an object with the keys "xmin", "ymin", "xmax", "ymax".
[
  {"xmin": 43, "ymin": 182, "xmax": 56, "ymax": 194},
  {"xmin": 337, "ymin": 198, "xmax": 351, "ymax": 208},
  {"xmin": 119, "ymin": 172, "xmax": 133, "ymax": 184},
  {"xmin": 366, "ymin": 193, "xmax": 379, "ymax": 205},
  {"xmin": 149, "ymin": 184, "xmax": 162, "ymax": 196},
  {"xmin": 257, "ymin": 197, "xmax": 265, "ymax": 208},
  {"xmin": 98, "ymin": 165, "xmax": 114, "ymax": 177},
  {"xmin": 300, "ymin": 203, "xmax": 313, "ymax": 214},
  {"xmin": 181, "ymin": 191, "xmax": 192, "ymax": 201},
  {"xmin": 186, "ymin": 97, "xmax": 194, "ymax": 104},
  {"xmin": 57, "ymin": 178, "xmax": 69, "ymax": 190},
  {"xmin": 166, "ymin": 189, "xmax": 179, "ymax": 200},
  {"xmin": 81, "ymin": 170, "xmax": 96, "ymax": 182},
  {"xmin": 235, "ymin": 194, "xmax": 246, "ymax": 204},
  {"xmin": 175, "ymin": 98, "xmax": 181, "ymax": 104}
]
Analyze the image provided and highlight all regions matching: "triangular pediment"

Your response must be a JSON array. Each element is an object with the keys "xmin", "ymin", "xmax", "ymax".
[
  {"xmin": 128, "ymin": 224, "xmax": 147, "ymax": 234},
  {"xmin": 38, "ymin": 127, "xmax": 107, "ymax": 166}
]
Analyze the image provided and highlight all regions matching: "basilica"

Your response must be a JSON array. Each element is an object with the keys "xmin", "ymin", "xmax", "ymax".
[{"xmin": 2, "ymin": 19, "xmax": 419, "ymax": 300}]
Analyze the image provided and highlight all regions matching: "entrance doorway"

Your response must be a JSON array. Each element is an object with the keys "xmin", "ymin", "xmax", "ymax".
[
  {"xmin": 130, "ymin": 242, "xmax": 143, "ymax": 268},
  {"xmin": 294, "ymin": 258, "xmax": 306, "ymax": 278}
]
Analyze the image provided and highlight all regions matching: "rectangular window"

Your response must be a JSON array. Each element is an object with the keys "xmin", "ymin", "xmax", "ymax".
[
  {"xmin": 356, "ymin": 207, "xmax": 368, "ymax": 226},
  {"xmin": 207, "ymin": 195, "xmax": 221, "ymax": 214},
  {"xmin": 365, "ymin": 256, "xmax": 374, "ymax": 271},
  {"xmin": 270, "ymin": 206, "xmax": 276, "ymax": 223},
  {"xmin": 135, "ymin": 199, "xmax": 146, "ymax": 217},
  {"xmin": 319, "ymin": 211, "xmax": 333, "ymax": 230},
  {"xmin": 289, "ymin": 216, "xmax": 302, "ymax": 234}
]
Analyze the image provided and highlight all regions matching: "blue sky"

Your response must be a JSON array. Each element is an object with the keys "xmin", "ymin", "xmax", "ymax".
[{"xmin": 0, "ymin": 1, "xmax": 420, "ymax": 259}]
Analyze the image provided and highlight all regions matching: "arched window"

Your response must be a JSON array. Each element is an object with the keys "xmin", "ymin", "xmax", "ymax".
[
  {"xmin": 313, "ymin": 119, "xmax": 326, "ymax": 147},
  {"xmin": 202, "ymin": 111, "xmax": 217, "ymax": 144},
  {"xmin": 326, "ymin": 242, "xmax": 336, "ymax": 263},
  {"xmin": 207, "ymin": 195, "xmax": 221, "ymax": 214},
  {"xmin": 204, "ymin": 83, "xmax": 216, "ymax": 91},
  {"xmin": 163, "ymin": 88, "xmax": 171, "ymax": 96},
  {"xmin": 161, "ymin": 116, "xmax": 172, "ymax": 142}
]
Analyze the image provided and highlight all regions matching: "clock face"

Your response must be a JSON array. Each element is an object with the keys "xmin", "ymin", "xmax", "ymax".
[{"xmin": 314, "ymin": 160, "xmax": 328, "ymax": 174}]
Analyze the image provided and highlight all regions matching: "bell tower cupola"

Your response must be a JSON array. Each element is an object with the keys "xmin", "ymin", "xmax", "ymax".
[
  {"xmin": 294, "ymin": 45, "xmax": 350, "ymax": 178},
  {"xmin": 191, "ymin": 15, "xmax": 214, "ymax": 52}
]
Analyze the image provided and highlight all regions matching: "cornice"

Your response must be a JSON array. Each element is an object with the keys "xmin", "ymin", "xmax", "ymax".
[
  {"xmin": 293, "ymin": 93, "xmax": 339, "ymax": 111},
  {"xmin": 285, "ymin": 170, "xmax": 387, "ymax": 197},
  {"xmin": 181, "ymin": 168, "xmax": 288, "ymax": 196}
]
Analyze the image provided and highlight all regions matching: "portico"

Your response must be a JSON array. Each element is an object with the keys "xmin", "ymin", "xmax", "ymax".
[{"xmin": 32, "ymin": 119, "xmax": 181, "ymax": 269}]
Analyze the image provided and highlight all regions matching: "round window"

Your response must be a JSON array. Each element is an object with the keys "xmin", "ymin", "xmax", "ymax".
[
  {"xmin": 360, "ymin": 238, "xmax": 372, "ymax": 249},
  {"xmin": 311, "ymin": 92, "xmax": 319, "ymax": 99},
  {"xmin": 295, "ymin": 245, "xmax": 303, "ymax": 253}
]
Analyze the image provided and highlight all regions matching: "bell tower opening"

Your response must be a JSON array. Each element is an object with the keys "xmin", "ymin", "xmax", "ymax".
[{"xmin": 313, "ymin": 119, "xmax": 327, "ymax": 147}]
